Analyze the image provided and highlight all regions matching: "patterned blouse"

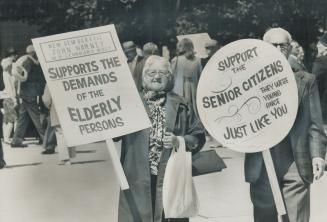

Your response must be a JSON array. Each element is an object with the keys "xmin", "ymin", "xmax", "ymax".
[{"xmin": 146, "ymin": 94, "xmax": 167, "ymax": 175}]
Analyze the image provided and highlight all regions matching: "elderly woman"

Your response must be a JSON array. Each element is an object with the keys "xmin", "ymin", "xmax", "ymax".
[
  {"xmin": 118, "ymin": 55, "xmax": 205, "ymax": 222},
  {"xmin": 172, "ymin": 38, "xmax": 203, "ymax": 118},
  {"xmin": 133, "ymin": 42, "xmax": 159, "ymax": 91}
]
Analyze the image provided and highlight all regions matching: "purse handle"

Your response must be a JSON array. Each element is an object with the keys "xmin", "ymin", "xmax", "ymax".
[{"xmin": 172, "ymin": 136, "xmax": 186, "ymax": 154}]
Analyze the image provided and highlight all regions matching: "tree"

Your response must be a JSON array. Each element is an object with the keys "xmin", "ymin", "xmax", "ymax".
[{"xmin": 0, "ymin": 0, "xmax": 326, "ymax": 64}]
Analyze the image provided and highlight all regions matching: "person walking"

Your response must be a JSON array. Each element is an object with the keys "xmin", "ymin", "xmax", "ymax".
[
  {"xmin": 245, "ymin": 27, "xmax": 326, "ymax": 222},
  {"xmin": 312, "ymin": 33, "xmax": 327, "ymax": 123},
  {"xmin": 171, "ymin": 38, "xmax": 203, "ymax": 118},
  {"xmin": 1, "ymin": 47, "xmax": 18, "ymax": 144},
  {"xmin": 10, "ymin": 45, "xmax": 45, "ymax": 147},
  {"xmin": 117, "ymin": 55, "xmax": 205, "ymax": 222},
  {"xmin": 42, "ymin": 84, "xmax": 75, "ymax": 164}
]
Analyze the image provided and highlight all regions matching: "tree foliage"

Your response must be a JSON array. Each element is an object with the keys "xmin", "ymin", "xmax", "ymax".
[{"xmin": 0, "ymin": 0, "xmax": 326, "ymax": 60}]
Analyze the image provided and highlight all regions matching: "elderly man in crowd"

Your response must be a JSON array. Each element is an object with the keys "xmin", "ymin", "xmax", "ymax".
[
  {"xmin": 123, "ymin": 40, "xmax": 145, "ymax": 91},
  {"xmin": 10, "ymin": 45, "xmax": 46, "ymax": 147},
  {"xmin": 123, "ymin": 41, "xmax": 143, "ymax": 74},
  {"xmin": 288, "ymin": 40, "xmax": 307, "ymax": 72},
  {"xmin": 312, "ymin": 33, "xmax": 327, "ymax": 123},
  {"xmin": 244, "ymin": 27, "xmax": 327, "ymax": 222}
]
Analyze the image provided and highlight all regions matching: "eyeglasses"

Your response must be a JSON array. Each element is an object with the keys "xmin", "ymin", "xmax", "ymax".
[
  {"xmin": 146, "ymin": 70, "xmax": 171, "ymax": 77},
  {"xmin": 271, "ymin": 43, "xmax": 290, "ymax": 49}
]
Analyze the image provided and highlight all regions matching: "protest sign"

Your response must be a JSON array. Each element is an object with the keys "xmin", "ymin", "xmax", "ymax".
[
  {"xmin": 177, "ymin": 33, "xmax": 211, "ymax": 58},
  {"xmin": 32, "ymin": 25, "xmax": 151, "ymax": 190},
  {"xmin": 197, "ymin": 39, "xmax": 299, "ymax": 216},
  {"xmin": 197, "ymin": 39, "xmax": 298, "ymax": 152},
  {"xmin": 32, "ymin": 25, "xmax": 151, "ymax": 147}
]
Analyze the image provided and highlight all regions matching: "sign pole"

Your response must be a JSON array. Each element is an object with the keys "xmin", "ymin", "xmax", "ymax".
[
  {"xmin": 106, "ymin": 139, "xmax": 129, "ymax": 190},
  {"xmin": 262, "ymin": 149, "xmax": 286, "ymax": 217}
]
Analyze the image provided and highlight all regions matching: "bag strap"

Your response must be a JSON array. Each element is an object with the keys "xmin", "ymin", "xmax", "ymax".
[{"xmin": 175, "ymin": 136, "xmax": 186, "ymax": 154}]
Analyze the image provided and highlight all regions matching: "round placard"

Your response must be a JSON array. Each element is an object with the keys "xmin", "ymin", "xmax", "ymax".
[{"xmin": 197, "ymin": 39, "xmax": 298, "ymax": 153}]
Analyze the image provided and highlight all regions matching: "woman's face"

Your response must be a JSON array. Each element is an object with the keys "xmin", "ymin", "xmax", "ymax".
[{"xmin": 143, "ymin": 62, "xmax": 171, "ymax": 92}]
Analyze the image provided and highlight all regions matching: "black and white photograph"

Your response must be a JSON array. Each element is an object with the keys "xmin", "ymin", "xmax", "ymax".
[{"xmin": 0, "ymin": 0, "xmax": 326, "ymax": 222}]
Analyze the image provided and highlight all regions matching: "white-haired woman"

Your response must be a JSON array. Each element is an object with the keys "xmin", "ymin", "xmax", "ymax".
[{"xmin": 117, "ymin": 55, "xmax": 205, "ymax": 222}]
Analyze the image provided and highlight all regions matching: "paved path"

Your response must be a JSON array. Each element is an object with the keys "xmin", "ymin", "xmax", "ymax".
[
  {"xmin": 0, "ymin": 140, "xmax": 326, "ymax": 222},
  {"xmin": 192, "ymin": 144, "xmax": 327, "ymax": 222}
]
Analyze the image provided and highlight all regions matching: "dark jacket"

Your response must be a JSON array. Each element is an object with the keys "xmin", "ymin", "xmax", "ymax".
[
  {"xmin": 288, "ymin": 54, "xmax": 307, "ymax": 72},
  {"xmin": 245, "ymin": 71, "xmax": 327, "ymax": 184},
  {"xmin": 312, "ymin": 55, "xmax": 327, "ymax": 123},
  {"xmin": 118, "ymin": 92, "xmax": 205, "ymax": 222},
  {"xmin": 19, "ymin": 56, "xmax": 45, "ymax": 99}
]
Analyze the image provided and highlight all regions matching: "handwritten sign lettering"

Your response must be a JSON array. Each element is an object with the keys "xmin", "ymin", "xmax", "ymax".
[{"xmin": 197, "ymin": 39, "xmax": 298, "ymax": 152}]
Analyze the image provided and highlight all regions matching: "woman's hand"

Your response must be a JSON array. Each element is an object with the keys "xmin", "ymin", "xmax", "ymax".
[{"xmin": 163, "ymin": 132, "xmax": 179, "ymax": 151}]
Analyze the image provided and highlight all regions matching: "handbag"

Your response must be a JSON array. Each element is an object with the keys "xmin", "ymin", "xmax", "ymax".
[
  {"xmin": 163, "ymin": 136, "xmax": 199, "ymax": 218},
  {"xmin": 192, "ymin": 150, "xmax": 226, "ymax": 177}
]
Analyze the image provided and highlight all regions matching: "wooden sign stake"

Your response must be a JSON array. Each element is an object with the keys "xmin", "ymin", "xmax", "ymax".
[
  {"xmin": 262, "ymin": 149, "xmax": 286, "ymax": 216},
  {"xmin": 106, "ymin": 139, "xmax": 129, "ymax": 190}
]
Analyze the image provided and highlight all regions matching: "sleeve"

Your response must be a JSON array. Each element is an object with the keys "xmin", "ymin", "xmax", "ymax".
[
  {"xmin": 197, "ymin": 58, "xmax": 203, "ymax": 80},
  {"xmin": 12, "ymin": 56, "xmax": 30, "ymax": 82},
  {"xmin": 42, "ymin": 84, "xmax": 52, "ymax": 109},
  {"xmin": 183, "ymin": 103, "xmax": 206, "ymax": 154},
  {"xmin": 308, "ymin": 77, "xmax": 327, "ymax": 159},
  {"xmin": 8, "ymin": 76, "xmax": 17, "ymax": 98},
  {"xmin": 21, "ymin": 57, "xmax": 33, "ymax": 73},
  {"xmin": 1, "ymin": 58, "xmax": 13, "ymax": 72}
]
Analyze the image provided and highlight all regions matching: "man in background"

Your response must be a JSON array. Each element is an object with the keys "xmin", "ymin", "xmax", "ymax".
[
  {"xmin": 10, "ymin": 45, "xmax": 45, "ymax": 148},
  {"xmin": 288, "ymin": 40, "xmax": 307, "ymax": 72},
  {"xmin": 312, "ymin": 33, "xmax": 327, "ymax": 124},
  {"xmin": 123, "ymin": 41, "xmax": 143, "ymax": 74}
]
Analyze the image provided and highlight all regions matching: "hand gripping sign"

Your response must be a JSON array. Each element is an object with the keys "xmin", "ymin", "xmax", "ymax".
[
  {"xmin": 32, "ymin": 25, "xmax": 151, "ymax": 190},
  {"xmin": 197, "ymin": 39, "xmax": 298, "ymax": 216}
]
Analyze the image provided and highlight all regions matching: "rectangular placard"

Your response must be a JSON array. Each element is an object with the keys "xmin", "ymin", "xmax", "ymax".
[{"xmin": 32, "ymin": 25, "xmax": 151, "ymax": 147}]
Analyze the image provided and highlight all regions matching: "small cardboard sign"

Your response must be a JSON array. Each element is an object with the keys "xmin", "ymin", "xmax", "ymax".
[
  {"xmin": 197, "ymin": 39, "xmax": 298, "ymax": 153},
  {"xmin": 32, "ymin": 25, "xmax": 151, "ymax": 147},
  {"xmin": 177, "ymin": 33, "xmax": 211, "ymax": 58}
]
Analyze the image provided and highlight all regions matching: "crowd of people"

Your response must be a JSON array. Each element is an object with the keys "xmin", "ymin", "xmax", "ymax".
[
  {"xmin": 0, "ymin": 44, "xmax": 76, "ymax": 167},
  {"xmin": 120, "ymin": 28, "xmax": 327, "ymax": 222},
  {"xmin": 0, "ymin": 27, "xmax": 327, "ymax": 222}
]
